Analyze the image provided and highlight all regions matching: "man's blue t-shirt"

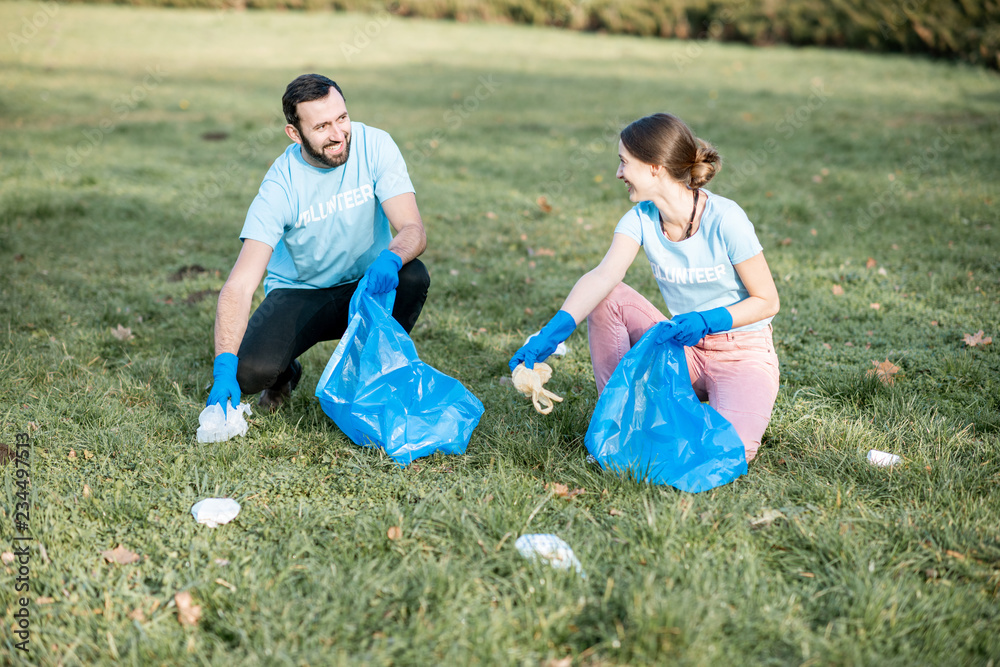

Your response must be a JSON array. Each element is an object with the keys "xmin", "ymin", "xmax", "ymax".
[
  {"xmin": 614, "ymin": 189, "xmax": 772, "ymax": 333},
  {"xmin": 240, "ymin": 122, "xmax": 414, "ymax": 293}
]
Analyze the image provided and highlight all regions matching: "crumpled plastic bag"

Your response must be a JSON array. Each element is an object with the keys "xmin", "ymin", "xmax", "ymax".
[
  {"xmin": 515, "ymin": 534, "xmax": 586, "ymax": 577},
  {"xmin": 512, "ymin": 362, "xmax": 563, "ymax": 414},
  {"xmin": 867, "ymin": 449, "xmax": 901, "ymax": 467},
  {"xmin": 190, "ymin": 498, "xmax": 241, "ymax": 527},
  {"xmin": 196, "ymin": 403, "xmax": 252, "ymax": 443},
  {"xmin": 585, "ymin": 327, "xmax": 746, "ymax": 493}
]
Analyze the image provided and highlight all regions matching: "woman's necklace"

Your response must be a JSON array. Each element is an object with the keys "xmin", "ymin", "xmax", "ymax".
[{"xmin": 662, "ymin": 189, "xmax": 700, "ymax": 241}]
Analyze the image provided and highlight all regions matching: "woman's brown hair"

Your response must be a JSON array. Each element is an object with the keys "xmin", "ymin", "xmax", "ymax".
[{"xmin": 620, "ymin": 113, "xmax": 721, "ymax": 189}]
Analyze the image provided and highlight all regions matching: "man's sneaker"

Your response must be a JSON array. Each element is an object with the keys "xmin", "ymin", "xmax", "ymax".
[{"xmin": 258, "ymin": 359, "xmax": 302, "ymax": 413}]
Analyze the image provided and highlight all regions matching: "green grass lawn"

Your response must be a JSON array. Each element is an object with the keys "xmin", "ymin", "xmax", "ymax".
[{"xmin": 2, "ymin": 2, "xmax": 999, "ymax": 664}]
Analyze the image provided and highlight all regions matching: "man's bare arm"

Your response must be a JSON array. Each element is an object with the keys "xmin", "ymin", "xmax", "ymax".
[
  {"xmin": 380, "ymin": 192, "xmax": 427, "ymax": 263},
  {"xmin": 214, "ymin": 239, "xmax": 272, "ymax": 356}
]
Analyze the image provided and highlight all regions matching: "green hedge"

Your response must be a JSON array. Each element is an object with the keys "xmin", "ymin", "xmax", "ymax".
[{"xmin": 59, "ymin": 0, "xmax": 1000, "ymax": 69}]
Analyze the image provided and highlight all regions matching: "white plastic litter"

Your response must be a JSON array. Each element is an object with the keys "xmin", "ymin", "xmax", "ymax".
[
  {"xmin": 515, "ymin": 534, "xmax": 586, "ymax": 577},
  {"xmin": 191, "ymin": 498, "xmax": 241, "ymax": 527},
  {"xmin": 525, "ymin": 332, "xmax": 568, "ymax": 357},
  {"xmin": 867, "ymin": 449, "xmax": 901, "ymax": 467},
  {"xmin": 196, "ymin": 403, "xmax": 252, "ymax": 443}
]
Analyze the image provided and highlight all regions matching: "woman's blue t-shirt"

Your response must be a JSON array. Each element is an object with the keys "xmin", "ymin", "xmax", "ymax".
[{"xmin": 614, "ymin": 189, "xmax": 771, "ymax": 333}]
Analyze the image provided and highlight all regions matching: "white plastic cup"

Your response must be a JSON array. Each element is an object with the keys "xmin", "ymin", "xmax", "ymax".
[{"xmin": 867, "ymin": 449, "xmax": 901, "ymax": 467}]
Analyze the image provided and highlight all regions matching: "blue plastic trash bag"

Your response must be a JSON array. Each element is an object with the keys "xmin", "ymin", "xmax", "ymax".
[
  {"xmin": 584, "ymin": 324, "xmax": 747, "ymax": 492},
  {"xmin": 316, "ymin": 276, "xmax": 484, "ymax": 466}
]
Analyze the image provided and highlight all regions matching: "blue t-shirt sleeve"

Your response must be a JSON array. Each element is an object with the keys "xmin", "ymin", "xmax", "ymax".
[
  {"xmin": 371, "ymin": 132, "xmax": 414, "ymax": 202},
  {"xmin": 613, "ymin": 205, "xmax": 644, "ymax": 245},
  {"xmin": 720, "ymin": 205, "xmax": 763, "ymax": 265},
  {"xmin": 241, "ymin": 175, "xmax": 293, "ymax": 248}
]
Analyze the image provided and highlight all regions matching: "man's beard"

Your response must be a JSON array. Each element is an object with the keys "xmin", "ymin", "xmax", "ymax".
[{"xmin": 302, "ymin": 132, "xmax": 351, "ymax": 168}]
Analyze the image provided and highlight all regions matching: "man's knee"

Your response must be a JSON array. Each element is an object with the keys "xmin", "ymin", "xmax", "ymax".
[
  {"xmin": 399, "ymin": 258, "xmax": 430, "ymax": 296},
  {"xmin": 236, "ymin": 355, "xmax": 281, "ymax": 394},
  {"xmin": 393, "ymin": 259, "xmax": 430, "ymax": 333}
]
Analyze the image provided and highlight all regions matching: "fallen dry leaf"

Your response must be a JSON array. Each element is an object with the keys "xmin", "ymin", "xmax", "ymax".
[
  {"xmin": 387, "ymin": 526, "xmax": 402, "ymax": 541},
  {"xmin": 832, "ymin": 285, "xmax": 844, "ymax": 296},
  {"xmin": 128, "ymin": 607, "xmax": 146, "ymax": 622},
  {"xmin": 545, "ymin": 658, "xmax": 573, "ymax": 667},
  {"xmin": 534, "ymin": 248, "xmax": 556, "ymax": 257},
  {"xmin": 963, "ymin": 330, "xmax": 993, "ymax": 347},
  {"xmin": 68, "ymin": 449, "xmax": 77, "ymax": 461},
  {"xmin": 82, "ymin": 484, "xmax": 91, "ymax": 498},
  {"xmin": 486, "ymin": 211, "xmax": 497, "ymax": 219},
  {"xmin": 868, "ymin": 359, "xmax": 900, "ymax": 385},
  {"xmin": 866, "ymin": 257, "xmax": 877, "ymax": 269},
  {"xmin": 214, "ymin": 578, "xmax": 237, "ymax": 591},
  {"xmin": 102, "ymin": 545, "xmax": 140, "ymax": 565},
  {"xmin": 609, "ymin": 508, "xmax": 623, "ymax": 516},
  {"xmin": 545, "ymin": 482, "xmax": 585, "ymax": 500},
  {"xmin": 749, "ymin": 508, "xmax": 785, "ymax": 529},
  {"xmin": 536, "ymin": 196, "xmax": 553, "ymax": 213},
  {"xmin": 779, "ymin": 238, "xmax": 792, "ymax": 246},
  {"xmin": 870, "ymin": 303, "xmax": 881, "ymax": 310},
  {"xmin": 174, "ymin": 591, "xmax": 201, "ymax": 627},
  {"xmin": 111, "ymin": 324, "xmax": 134, "ymax": 341}
]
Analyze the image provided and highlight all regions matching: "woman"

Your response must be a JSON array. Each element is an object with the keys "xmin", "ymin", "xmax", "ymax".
[{"xmin": 509, "ymin": 113, "xmax": 779, "ymax": 461}]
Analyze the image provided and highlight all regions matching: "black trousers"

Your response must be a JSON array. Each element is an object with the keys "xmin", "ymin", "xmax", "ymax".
[{"xmin": 236, "ymin": 259, "xmax": 430, "ymax": 393}]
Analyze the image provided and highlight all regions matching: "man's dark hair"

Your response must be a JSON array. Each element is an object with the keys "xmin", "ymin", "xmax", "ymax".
[{"xmin": 282, "ymin": 74, "xmax": 345, "ymax": 128}]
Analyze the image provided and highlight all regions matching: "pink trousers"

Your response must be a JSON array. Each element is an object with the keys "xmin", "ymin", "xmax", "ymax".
[{"xmin": 586, "ymin": 283, "xmax": 780, "ymax": 461}]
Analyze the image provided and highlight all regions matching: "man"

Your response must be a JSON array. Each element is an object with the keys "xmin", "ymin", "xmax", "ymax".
[{"xmin": 207, "ymin": 73, "xmax": 429, "ymax": 412}]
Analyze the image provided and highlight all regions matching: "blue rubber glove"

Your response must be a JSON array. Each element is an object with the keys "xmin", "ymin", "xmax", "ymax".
[
  {"xmin": 206, "ymin": 352, "xmax": 241, "ymax": 409},
  {"xmin": 509, "ymin": 310, "xmax": 577, "ymax": 371},
  {"xmin": 655, "ymin": 307, "xmax": 733, "ymax": 347},
  {"xmin": 364, "ymin": 250, "xmax": 403, "ymax": 295}
]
